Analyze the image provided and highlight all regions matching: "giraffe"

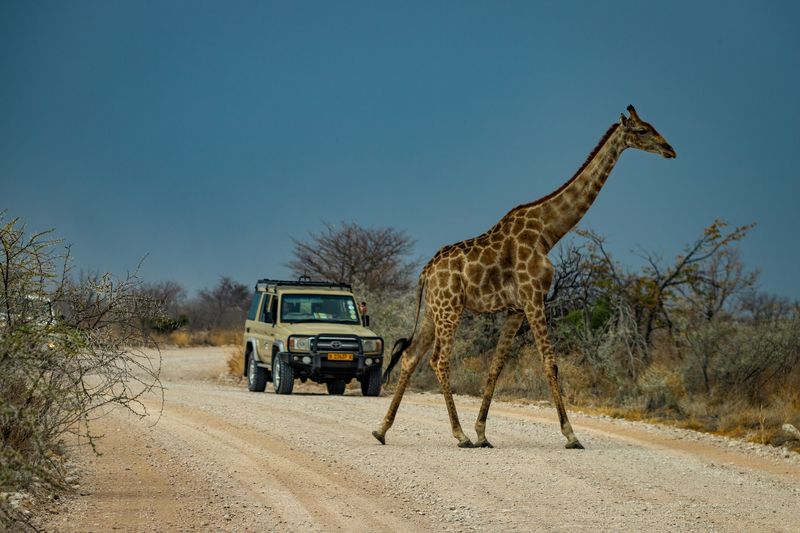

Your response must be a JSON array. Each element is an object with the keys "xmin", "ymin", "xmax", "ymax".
[{"xmin": 372, "ymin": 105, "xmax": 676, "ymax": 449}]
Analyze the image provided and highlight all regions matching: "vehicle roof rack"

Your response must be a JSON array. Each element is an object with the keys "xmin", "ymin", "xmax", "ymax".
[{"xmin": 255, "ymin": 277, "xmax": 353, "ymax": 292}]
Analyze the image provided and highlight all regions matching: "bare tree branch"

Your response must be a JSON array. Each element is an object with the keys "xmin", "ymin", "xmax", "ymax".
[{"xmin": 287, "ymin": 221, "xmax": 417, "ymax": 293}]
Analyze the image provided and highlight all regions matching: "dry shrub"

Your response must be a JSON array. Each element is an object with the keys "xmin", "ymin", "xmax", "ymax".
[
  {"xmin": 226, "ymin": 347, "xmax": 245, "ymax": 377},
  {"xmin": 677, "ymin": 397, "xmax": 711, "ymax": 421},
  {"xmin": 770, "ymin": 390, "xmax": 800, "ymax": 450},
  {"xmin": 716, "ymin": 402, "xmax": 776, "ymax": 441},
  {"xmin": 668, "ymin": 417, "xmax": 705, "ymax": 432},
  {"xmin": 496, "ymin": 347, "xmax": 550, "ymax": 400},
  {"xmin": 773, "ymin": 388, "xmax": 800, "ymax": 427},
  {"xmin": 400, "ymin": 359, "xmax": 438, "ymax": 392},
  {"xmin": 160, "ymin": 328, "xmax": 241, "ymax": 347},
  {"xmin": 1, "ymin": 215, "xmax": 163, "ymax": 529},
  {"xmin": 357, "ymin": 284, "xmax": 800, "ymax": 453},
  {"xmin": 636, "ymin": 364, "xmax": 685, "ymax": 413},
  {"xmin": 450, "ymin": 355, "xmax": 486, "ymax": 395},
  {"xmin": 683, "ymin": 318, "xmax": 800, "ymax": 403},
  {"xmin": 168, "ymin": 330, "xmax": 191, "ymax": 347},
  {"xmin": 208, "ymin": 328, "xmax": 241, "ymax": 346},
  {"xmin": 580, "ymin": 404, "xmax": 650, "ymax": 422},
  {"xmin": 558, "ymin": 357, "xmax": 600, "ymax": 403},
  {"xmin": 701, "ymin": 392, "xmax": 800, "ymax": 448}
]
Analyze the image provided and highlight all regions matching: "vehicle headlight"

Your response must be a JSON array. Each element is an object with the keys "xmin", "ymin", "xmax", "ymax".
[
  {"xmin": 288, "ymin": 336, "xmax": 311, "ymax": 352},
  {"xmin": 362, "ymin": 338, "xmax": 383, "ymax": 355}
]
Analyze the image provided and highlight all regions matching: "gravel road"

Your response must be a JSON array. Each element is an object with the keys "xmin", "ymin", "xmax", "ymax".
[{"xmin": 42, "ymin": 347, "xmax": 799, "ymax": 532}]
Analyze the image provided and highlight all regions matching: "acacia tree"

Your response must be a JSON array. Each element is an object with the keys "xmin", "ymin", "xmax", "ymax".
[
  {"xmin": 288, "ymin": 221, "xmax": 417, "ymax": 292},
  {"xmin": 140, "ymin": 280, "xmax": 186, "ymax": 317},
  {"xmin": 194, "ymin": 276, "xmax": 250, "ymax": 329},
  {"xmin": 576, "ymin": 220, "xmax": 756, "ymax": 348},
  {"xmin": 138, "ymin": 280, "xmax": 187, "ymax": 332},
  {"xmin": 739, "ymin": 291, "xmax": 795, "ymax": 324},
  {"xmin": 535, "ymin": 221, "xmax": 758, "ymax": 383}
]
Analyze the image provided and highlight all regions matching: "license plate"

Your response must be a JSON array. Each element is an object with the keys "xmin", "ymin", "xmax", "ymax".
[{"xmin": 327, "ymin": 353, "xmax": 353, "ymax": 361}]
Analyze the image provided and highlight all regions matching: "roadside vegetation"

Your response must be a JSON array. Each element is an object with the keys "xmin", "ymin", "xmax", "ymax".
[
  {"xmin": 0, "ymin": 211, "xmax": 264, "ymax": 528},
  {"xmin": 232, "ymin": 218, "xmax": 799, "ymax": 450},
  {"xmin": 5, "ymin": 211, "xmax": 795, "ymax": 530},
  {"xmin": 358, "ymin": 220, "xmax": 800, "ymax": 451},
  {"xmin": 0, "ymin": 214, "xmax": 164, "ymax": 529},
  {"xmin": 141, "ymin": 276, "xmax": 249, "ymax": 347}
]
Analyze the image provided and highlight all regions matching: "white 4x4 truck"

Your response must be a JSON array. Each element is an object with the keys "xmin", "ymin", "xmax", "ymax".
[{"xmin": 242, "ymin": 278, "xmax": 384, "ymax": 396}]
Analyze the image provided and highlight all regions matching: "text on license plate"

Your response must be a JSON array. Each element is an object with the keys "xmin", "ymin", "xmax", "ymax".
[{"xmin": 327, "ymin": 353, "xmax": 353, "ymax": 361}]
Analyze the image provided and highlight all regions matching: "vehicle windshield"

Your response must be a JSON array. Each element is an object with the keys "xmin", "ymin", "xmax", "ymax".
[{"xmin": 280, "ymin": 294, "xmax": 360, "ymax": 324}]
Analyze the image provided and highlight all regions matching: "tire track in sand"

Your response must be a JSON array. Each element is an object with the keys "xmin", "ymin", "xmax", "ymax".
[{"xmin": 145, "ymin": 399, "xmax": 432, "ymax": 532}]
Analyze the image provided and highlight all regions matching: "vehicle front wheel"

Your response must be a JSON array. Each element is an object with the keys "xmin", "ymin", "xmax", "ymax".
[
  {"xmin": 360, "ymin": 365, "xmax": 382, "ymax": 397},
  {"xmin": 247, "ymin": 352, "xmax": 268, "ymax": 392},
  {"xmin": 326, "ymin": 379, "xmax": 346, "ymax": 395},
  {"xmin": 272, "ymin": 355, "xmax": 294, "ymax": 394}
]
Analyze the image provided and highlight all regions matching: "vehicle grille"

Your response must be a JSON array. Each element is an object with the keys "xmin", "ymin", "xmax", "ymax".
[{"xmin": 314, "ymin": 335, "xmax": 360, "ymax": 353}]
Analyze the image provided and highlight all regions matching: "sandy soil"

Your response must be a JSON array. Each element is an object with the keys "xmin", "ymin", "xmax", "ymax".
[{"xmin": 40, "ymin": 347, "xmax": 800, "ymax": 532}]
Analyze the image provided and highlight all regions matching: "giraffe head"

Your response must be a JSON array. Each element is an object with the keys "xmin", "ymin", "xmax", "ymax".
[{"xmin": 619, "ymin": 105, "xmax": 676, "ymax": 159}]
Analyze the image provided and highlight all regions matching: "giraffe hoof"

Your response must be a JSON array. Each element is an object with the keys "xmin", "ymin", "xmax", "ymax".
[
  {"xmin": 565, "ymin": 439, "xmax": 584, "ymax": 450},
  {"xmin": 476, "ymin": 440, "xmax": 494, "ymax": 449},
  {"xmin": 372, "ymin": 431, "xmax": 386, "ymax": 445},
  {"xmin": 457, "ymin": 439, "xmax": 475, "ymax": 449}
]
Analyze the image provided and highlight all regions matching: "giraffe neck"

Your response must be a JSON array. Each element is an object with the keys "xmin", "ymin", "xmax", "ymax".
[{"xmin": 535, "ymin": 124, "xmax": 626, "ymax": 249}]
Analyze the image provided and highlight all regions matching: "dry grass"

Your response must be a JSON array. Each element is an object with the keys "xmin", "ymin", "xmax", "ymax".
[
  {"xmin": 403, "ymin": 341, "xmax": 800, "ymax": 452},
  {"xmin": 158, "ymin": 328, "xmax": 243, "ymax": 347},
  {"xmin": 209, "ymin": 329, "xmax": 241, "ymax": 346},
  {"xmin": 565, "ymin": 390, "xmax": 800, "ymax": 452},
  {"xmin": 712, "ymin": 391, "xmax": 800, "ymax": 447},
  {"xmin": 226, "ymin": 346, "xmax": 245, "ymax": 377},
  {"xmin": 167, "ymin": 330, "xmax": 191, "ymax": 347}
]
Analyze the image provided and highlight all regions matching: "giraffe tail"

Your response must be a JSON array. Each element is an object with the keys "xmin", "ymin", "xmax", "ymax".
[
  {"xmin": 382, "ymin": 275, "xmax": 426, "ymax": 384},
  {"xmin": 382, "ymin": 338, "xmax": 411, "ymax": 384}
]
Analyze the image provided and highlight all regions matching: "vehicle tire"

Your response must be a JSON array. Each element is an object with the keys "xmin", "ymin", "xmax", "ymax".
[
  {"xmin": 272, "ymin": 354, "xmax": 294, "ymax": 395},
  {"xmin": 361, "ymin": 365, "xmax": 382, "ymax": 397},
  {"xmin": 247, "ymin": 352, "xmax": 268, "ymax": 392},
  {"xmin": 326, "ymin": 379, "xmax": 346, "ymax": 395}
]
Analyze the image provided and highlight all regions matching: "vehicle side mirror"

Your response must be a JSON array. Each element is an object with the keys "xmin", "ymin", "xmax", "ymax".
[{"xmin": 362, "ymin": 314, "xmax": 370, "ymax": 327}]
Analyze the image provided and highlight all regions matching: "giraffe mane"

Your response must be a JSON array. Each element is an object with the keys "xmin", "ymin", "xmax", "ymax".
[{"xmin": 500, "ymin": 122, "xmax": 621, "ymax": 221}]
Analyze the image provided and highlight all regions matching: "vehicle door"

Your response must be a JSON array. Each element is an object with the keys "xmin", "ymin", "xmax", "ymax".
[{"xmin": 248, "ymin": 294, "xmax": 277, "ymax": 367}]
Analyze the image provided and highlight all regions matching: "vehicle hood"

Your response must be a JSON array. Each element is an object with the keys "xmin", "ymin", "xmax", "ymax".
[{"xmin": 281, "ymin": 322, "xmax": 380, "ymax": 338}]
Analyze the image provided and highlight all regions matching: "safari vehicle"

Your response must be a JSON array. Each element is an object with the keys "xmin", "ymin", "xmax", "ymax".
[{"xmin": 242, "ymin": 278, "xmax": 384, "ymax": 396}]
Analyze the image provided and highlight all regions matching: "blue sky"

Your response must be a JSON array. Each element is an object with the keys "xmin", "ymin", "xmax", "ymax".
[{"xmin": 2, "ymin": 1, "xmax": 799, "ymax": 299}]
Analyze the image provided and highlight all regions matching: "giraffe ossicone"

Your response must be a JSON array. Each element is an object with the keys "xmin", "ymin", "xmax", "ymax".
[{"xmin": 372, "ymin": 105, "xmax": 676, "ymax": 449}]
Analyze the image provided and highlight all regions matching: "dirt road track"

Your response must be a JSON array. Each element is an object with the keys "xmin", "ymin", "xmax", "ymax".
[{"xmin": 42, "ymin": 347, "xmax": 799, "ymax": 532}]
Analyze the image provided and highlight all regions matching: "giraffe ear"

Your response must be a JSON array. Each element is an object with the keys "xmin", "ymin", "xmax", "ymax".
[{"xmin": 619, "ymin": 113, "xmax": 629, "ymax": 126}]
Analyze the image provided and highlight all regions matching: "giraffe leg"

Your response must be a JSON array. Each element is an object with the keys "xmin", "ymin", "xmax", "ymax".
[
  {"xmin": 474, "ymin": 311, "xmax": 525, "ymax": 448},
  {"xmin": 429, "ymin": 321, "xmax": 473, "ymax": 448},
  {"xmin": 525, "ymin": 299, "xmax": 584, "ymax": 450},
  {"xmin": 372, "ymin": 317, "xmax": 435, "ymax": 444}
]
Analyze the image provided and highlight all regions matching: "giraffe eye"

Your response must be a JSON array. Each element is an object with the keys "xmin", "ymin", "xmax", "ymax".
[{"xmin": 635, "ymin": 128, "xmax": 648, "ymax": 135}]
